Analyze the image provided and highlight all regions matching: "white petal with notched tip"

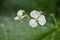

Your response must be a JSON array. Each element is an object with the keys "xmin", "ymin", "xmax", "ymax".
[
  {"xmin": 29, "ymin": 19, "xmax": 37, "ymax": 27},
  {"xmin": 14, "ymin": 16, "xmax": 19, "ymax": 20},
  {"xmin": 17, "ymin": 10, "xmax": 23, "ymax": 16},
  {"xmin": 38, "ymin": 15, "xmax": 46, "ymax": 25},
  {"xmin": 30, "ymin": 10, "xmax": 40, "ymax": 18}
]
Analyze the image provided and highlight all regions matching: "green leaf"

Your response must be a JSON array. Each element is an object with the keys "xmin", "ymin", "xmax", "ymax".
[
  {"xmin": 33, "ymin": 29, "xmax": 56, "ymax": 40},
  {"xmin": 54, "ymin": 32, "xmax": 60, "ymax": 40}
]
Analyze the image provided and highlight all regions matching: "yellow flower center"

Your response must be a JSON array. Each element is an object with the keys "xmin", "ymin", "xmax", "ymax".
[{"xmin": 34, "ymin": 17, "xmax": 38, "ymax": 21}]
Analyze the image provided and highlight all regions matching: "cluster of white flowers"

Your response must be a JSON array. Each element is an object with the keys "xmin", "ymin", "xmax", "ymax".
[
  {"xmin": 14, "ymin": 10, "xmax": 46, "ymax": 27},
  {"xmin": 29, "ymin": 10, "xmax": 46, "ymax": 27}
]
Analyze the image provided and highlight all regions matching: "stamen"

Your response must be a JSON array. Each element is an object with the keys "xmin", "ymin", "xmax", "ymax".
[{"xmin": 34, "ymin": 17, "xmax": 38, "ymax": 21}]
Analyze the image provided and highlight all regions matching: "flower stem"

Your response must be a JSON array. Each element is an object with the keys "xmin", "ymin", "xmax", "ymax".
[{"xmin": 51, "ymin": 14, "xmax": 57, "ymax": 29}]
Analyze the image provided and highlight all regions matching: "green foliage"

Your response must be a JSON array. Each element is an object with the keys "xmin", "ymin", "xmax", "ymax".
[{"xmin": 0, "ymin": 0, "xmax": 60, "ymax": 40}]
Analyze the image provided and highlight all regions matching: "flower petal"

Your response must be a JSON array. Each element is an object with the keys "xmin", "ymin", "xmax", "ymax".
[
  {"xmin": 20, "ymin": 15, "xmax": 26, "ymax": 20},
  {"xmin": 30, "ymin": 10, "xmax": 40, "ymax": 18},
  {"xmin": 14, "ymin": 16, "xmax": 19, "ymax": 20},
  {"xmin": 29, "ymin": 19, "xmax": 38, "ymax": 27},
  {"xmin": 38, "ymin": 15, "xmax": 46, "ymax": 25},
  {"xmin": 17, "ymin": 10, "xmax": 23, "ymax": 16}
]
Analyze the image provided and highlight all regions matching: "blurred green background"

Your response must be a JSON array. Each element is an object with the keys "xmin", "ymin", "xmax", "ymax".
[{"xmin": 0, "ymin": 0, "xmax": 60, "ymax": 40}]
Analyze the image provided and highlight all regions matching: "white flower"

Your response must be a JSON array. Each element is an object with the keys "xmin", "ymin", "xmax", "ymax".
[
  {"xmin": 29, "ymin": 10, "xmax": 46, "ymax": 27},
  {"xmin": 14, "ymin": 10, "xmax": 25, "ymax": 20},
  {"xmin": 17, "ymin": 10, "xmax": 24, "ymax": 16}
]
